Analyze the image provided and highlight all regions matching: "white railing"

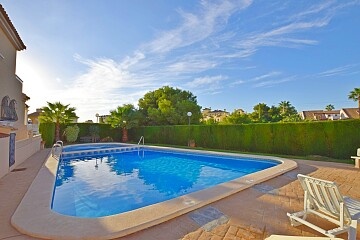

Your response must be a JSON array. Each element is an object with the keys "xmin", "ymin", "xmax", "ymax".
[
  {"xmin": 51, "ymin": 143, "xmax": 63, "ymax": 160},
  {"xmin": 137, "ymin": 136, "xmax": 145, "ymax": 158},
  {"xmin": 138, "ymin": 136, "xmax": 144, "ymax": 146}
]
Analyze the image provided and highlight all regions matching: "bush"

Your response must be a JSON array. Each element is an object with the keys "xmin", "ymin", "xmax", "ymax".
[{"xmin": 64, "ymin": 125, "xmax": 80, "ymax": 143}]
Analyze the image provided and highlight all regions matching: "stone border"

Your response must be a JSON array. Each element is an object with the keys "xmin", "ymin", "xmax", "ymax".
[{"xmin": 11, "ymin": 145, "xmax": 297, "ymax": 240}]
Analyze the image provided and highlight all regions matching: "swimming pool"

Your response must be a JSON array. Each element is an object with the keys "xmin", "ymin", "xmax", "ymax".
[
  {"xmin": 52, "ymin": 149, "xmax": 278, "ymax": 217},
  {"xmin": 12, "ymin": 145, "xmax": 297, "ymax": 239}
]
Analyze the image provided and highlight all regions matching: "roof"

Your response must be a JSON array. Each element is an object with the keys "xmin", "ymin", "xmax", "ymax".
[
  {"xmin": 28, "ymin": 111, "xmax": 41, "ymax": 118},
  {"xmin": 341, "ymin": 108, "xmax": 360, "ymax": 119},
  {"xmin": 301, "ymin": 110, "xmax": 323, "ymax": 120},
  {"xmin": 0, "ymin": 4, "xmax": 26, "ymax": 50}
]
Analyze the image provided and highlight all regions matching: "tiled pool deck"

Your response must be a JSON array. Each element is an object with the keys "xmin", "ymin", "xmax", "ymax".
[{"xmin": 1, "ymin": 149, "xmax": 359, "ymax": 240}]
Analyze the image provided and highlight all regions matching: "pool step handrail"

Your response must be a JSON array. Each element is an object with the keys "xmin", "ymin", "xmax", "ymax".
[
  {"xmin": 138, "ymin": 136, "xmax": 144, "ymax": 146},
  {"xmin": 138, "ymin": 136, "xmax": 145, "ymax": 158},
  {"xmin": 51, "ymin": 143, "xmax": 63, "ymax": 160},
  {"xmin": 56, "ymin": 140, "xmax": 63, "ymax": 147}
]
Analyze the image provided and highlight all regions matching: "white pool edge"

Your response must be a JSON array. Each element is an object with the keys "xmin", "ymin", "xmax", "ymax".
[{"xmin": 11, "ymin": 145, "xmax": 297, "ymax": 240}]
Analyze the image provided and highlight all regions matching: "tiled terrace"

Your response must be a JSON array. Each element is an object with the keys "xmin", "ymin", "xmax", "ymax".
[{"xmin": 1, "ymin": 149, "xmax": 359, "ymax": 240}]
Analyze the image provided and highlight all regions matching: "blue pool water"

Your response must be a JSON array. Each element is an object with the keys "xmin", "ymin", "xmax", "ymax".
[{"xmin": 52, "ymin": 148, "xmax": 278, "ymax": 218}]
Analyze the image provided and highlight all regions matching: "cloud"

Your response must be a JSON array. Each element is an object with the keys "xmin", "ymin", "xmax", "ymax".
[
  {"xmin": 145, "ymin": 0, "xmax": 253, "ymax": 54},
  {"xmin": 315, "ymin": 64, "xmax": 360, "ymax": 78},
  {"xmin": 250, "ymin": 71, "xmax": 282, "ymax": 82},
  {"xmin": 185, "ymin": 75, "xmax": 229, "ymax": 95},
  {"xmin": 253, "ymin": 76, "xmax": 294, "ymax": 88}
]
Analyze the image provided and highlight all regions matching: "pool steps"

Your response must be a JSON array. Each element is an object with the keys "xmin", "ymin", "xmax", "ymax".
[{"xmin": 61, "ymin": 145, "xmax": 142, "ymax": 158}]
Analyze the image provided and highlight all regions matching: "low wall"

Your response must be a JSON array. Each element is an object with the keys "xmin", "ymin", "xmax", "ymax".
[
  {"xmin": 0, "ymin": 136, "xmax": 10, "ymax": 179},
  {"xmin": 12, "ymin": 134, "xmax": 42, "ymax": 170},
  {"xmin": 0, "ymin": 134, "xmax": 42, "ymax": 179}
]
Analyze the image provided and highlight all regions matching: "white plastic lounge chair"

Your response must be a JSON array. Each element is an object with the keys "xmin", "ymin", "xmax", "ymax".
[
  {"xmin": 287, "ymin": 174, "xmax": 360, "ymax": 240},
  {"xmin": 350, "ymin": 147, "xmax": 360, "ymax": 168}
]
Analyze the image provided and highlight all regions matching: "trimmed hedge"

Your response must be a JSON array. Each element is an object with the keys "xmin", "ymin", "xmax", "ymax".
[
  {"xmin": 39, "ymin": 122, "xmax": 55, "ymax": 148},
  {"xmin": 40, "ymin": 123, "xmax": 122, "ymax": 146},
  {"xmin": 60, "ymin": 123, "xmax": 122, "ymax": 142},
  {"xmin": 131, "ymin": 120, "xmax": 360, "ymax": 159},
  {"xmin": 41, "ymin": 120, "xmax": 360, "ymax": 159}
]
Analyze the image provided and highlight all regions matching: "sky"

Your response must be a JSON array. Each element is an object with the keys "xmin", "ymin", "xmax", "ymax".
[{"xmin": 2, "ymin": 0, "xmax": 360, "ymax": 122}]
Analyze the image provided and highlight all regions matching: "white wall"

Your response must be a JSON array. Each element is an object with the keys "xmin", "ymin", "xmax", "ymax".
[
  {"xmin": 0, "ymin": 134, "xmax": 41, "ymax": 178},
  {"xmin": 0, "ymin": 136, "xmax": 10, "ymax": 179}
]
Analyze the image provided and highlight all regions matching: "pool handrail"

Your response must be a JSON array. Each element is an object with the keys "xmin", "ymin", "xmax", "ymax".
[
  {"xmin": 138, "ymin": 136, "xmax": 144, "ymax": 146},
  {"xmin": 51, "ymin": 143, "xmax": 63, "ymax": 160},
  {"xmin": 56, "ymin": 140, "xmax": 63, "ymax": 147}
]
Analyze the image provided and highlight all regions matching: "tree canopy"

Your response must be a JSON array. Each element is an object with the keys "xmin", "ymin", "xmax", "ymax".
[{"xmin": 138, "ymin": 86, "xmax": 201, "ymax": 125}]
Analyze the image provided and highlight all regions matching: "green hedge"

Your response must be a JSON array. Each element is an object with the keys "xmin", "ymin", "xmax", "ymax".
[
  {"xmin": 41, "ymin": 120, "xmax": 360, "ymax": 159},
  {"xmin": 40, "ymin": 123, "xmax": 122, "ymax": 146},
  {"xmin": 39, "ymin": 122, "xmax": 55, "ymax": 148},
  {"xmin": 60, "ymin": 123, "xmax": 122, "ymax": 142},
  {"xmin": 131, "ymin": 120, "xmax": 360, "ymax": 159}
]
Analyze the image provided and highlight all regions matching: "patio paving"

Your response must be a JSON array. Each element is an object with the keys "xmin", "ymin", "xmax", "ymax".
[{"xmin": 0, "ymin": 149, "xmax": 359, "ymax": 240}]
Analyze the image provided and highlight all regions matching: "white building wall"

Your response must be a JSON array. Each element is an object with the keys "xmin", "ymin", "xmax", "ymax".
[
  {"xmin": 0, "ymin": 136, "xmax": 10, "ymax": 179},
  {"xmin": 0, "ymin": 134, "xmax": 41, "ymax": 179}
]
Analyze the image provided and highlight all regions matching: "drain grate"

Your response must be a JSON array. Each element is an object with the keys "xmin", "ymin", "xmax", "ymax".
[
  {"xmin": 189, "ymin": 206, "xmax": 229, "ymax": 231},
  {"xmin": 252, "ymin": 183, "xmax": 278, "ymax": 195},
  {"xmin": 12, "ymin": 168, "xmax": 27, "ymax": 172}
]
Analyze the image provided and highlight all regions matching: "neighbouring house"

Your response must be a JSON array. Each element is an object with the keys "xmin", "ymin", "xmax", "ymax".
[
  {"xmin": 202, "ymin": 107, "xmax": 230, "ymax": 122},
  {"xmin": 0, "ymin": 4, "xmax": 41, "ymax": 179},
  {"xmin": 27, "ymin": 108, "xmax": 43, "ymax": 134},
  {"xmin": 300, "ymin": 108, "xmax": 360, "ymax": 121},
  {"xmin": 98, "ymin": 114, "xmax": 110, "ymax": 123},
  {"xmin": 340, "ymin": 108, "xmax": 360, "ymax": 119}
]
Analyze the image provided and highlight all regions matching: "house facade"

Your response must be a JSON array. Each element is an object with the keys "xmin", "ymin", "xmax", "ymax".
[
  {"xmin": 202, "ymin": 107, "xmax": 230, "ymax": 122},
  {"xmin": 0, "ymin": 4, "xmax": 41, "ymax": 179},
  {"xmin": 300, "ymin": 108, "xmax": 360, "ymax": 121}
]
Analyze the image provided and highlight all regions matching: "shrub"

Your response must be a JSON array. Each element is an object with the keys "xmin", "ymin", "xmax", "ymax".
[{"xmin": 64, "ymin": 125, "xmax": 80, "ymax": 143}]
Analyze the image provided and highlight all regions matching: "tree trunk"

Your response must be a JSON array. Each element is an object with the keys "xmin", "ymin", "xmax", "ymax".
[
  {"xmin": 55, "ymin": 122, "xmax": 60, "ymax": 141},
  {"xmin": 122, "ymin": 127, "xmax": 128, "ymax": 142}
]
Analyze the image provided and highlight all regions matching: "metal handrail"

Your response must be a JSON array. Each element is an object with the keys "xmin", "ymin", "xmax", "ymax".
[
  {"xmin": 51, "ymin": 143, "xmax": 63, "ymax": 160},
  {"xmin": 138, "ymin": 136, "xmax": 144, "ymax": 146},
  {"xmin": 56, "ymin": 140, "xmax": 63, "ymax": 147},
  {"xmin": 137, "ymin": 136, "xmax": 145, "ymax": 158}
]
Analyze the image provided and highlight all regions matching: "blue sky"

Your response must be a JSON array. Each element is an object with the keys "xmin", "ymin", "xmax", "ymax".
[{"xmin": 2, "ymin": 0, "xmax": 360, "ymax": 121}]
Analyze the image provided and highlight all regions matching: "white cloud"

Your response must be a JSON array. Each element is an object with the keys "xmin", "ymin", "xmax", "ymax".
[
  {"xmin": 253, "ymin": 76, "xmax": 294, "ymax": 88},
  {"xmin": 315, "ymin": 64, "xmax": 360, "ymax": 77},
  {"xmin": 185, "ymin": 75, "xmax": 228, "ymax": 95},
  {"xmin": 186, "ymin": 75, "xmax": 228, "ymax": 88},
  {"xmin": 145, "ymin": 0, "xmax": 252, "ymax": 54},
  {"xmin": 250, "ymin": 71, "xmax": 282, "ymax": 82}
]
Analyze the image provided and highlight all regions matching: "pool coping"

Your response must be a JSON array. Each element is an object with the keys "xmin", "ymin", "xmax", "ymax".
[{"xmin": 11, "ymin": 145, "xmax": 297, "ymax": 240}]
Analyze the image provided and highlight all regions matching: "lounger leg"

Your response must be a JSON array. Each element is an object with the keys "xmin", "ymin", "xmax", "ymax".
[
  {"xmin": 348, "ymin": 220, "xmax": 357, "ymax": 240},
  {"xmin": 287, "ymin": 211, "xmax": 306, "ymax": 227}
]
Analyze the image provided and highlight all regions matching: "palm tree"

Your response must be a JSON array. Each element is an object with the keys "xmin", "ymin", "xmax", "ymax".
[
  {"xmin": 107, "ymin": 104, "xmax": 141, "ymax": 142},
  {"xmin": 348, "ymin": 87, "xmax": 360, "ymax": 118},
  {"xmin": 39, "ymin": 102, "xmax": 78, "ymax": 141},
  {"xmin": 279, "ymin": 101, "xmax": 291, "ymax": 115},
  {"xmin": 325, "ymin": 104, "xmax": 335, "ymax": 111}
]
